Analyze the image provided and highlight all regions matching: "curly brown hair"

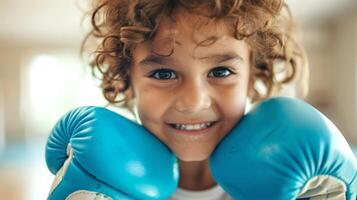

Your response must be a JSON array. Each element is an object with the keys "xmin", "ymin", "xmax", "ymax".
[{"xmin": 82, "ymin": 0, "xmax": 308, "ymax": 112}]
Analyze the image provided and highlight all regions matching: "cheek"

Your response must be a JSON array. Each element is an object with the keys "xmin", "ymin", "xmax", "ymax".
[
  {"xmin": 216, "ymin": 81, "xmax": 248, "ymax": 135},
  {"xmin": 221, "ymin": 91, "xmax": 246, "ymax": 121},
  {"xmin": 219, "ymin": 72, "xmax": 249, "ymax": 108},
  {"xmin": 230, "ymin": 84, "xmax": 248, "ymax": 111},
  {"xmin": 130, "ymin": 66, "xmax": 173, "ymax": 140},
  {"xmin": 134, "ymin": 85, "xmax": 172, "ymax": 132},
  {"xmin": 135, "ymin": 93, "xmax": 167, "ymax": 143}
]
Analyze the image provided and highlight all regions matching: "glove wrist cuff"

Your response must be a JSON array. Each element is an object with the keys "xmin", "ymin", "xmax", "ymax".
[
  {"xmin": 297, "ymin": 175, "xmax": 347, "ymax": 200},
  {"xmin": 49, "ymin": 144, "xmax": 74, "ymax": 195}
]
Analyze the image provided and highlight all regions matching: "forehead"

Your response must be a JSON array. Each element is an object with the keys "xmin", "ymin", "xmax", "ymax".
[
  {"xmin": 150, "ymin": 7, "xmax": 237, "ymax": 52},
  {"xmin": 132, "ymin": 6, "xmax": 249, "ymax": 63}
]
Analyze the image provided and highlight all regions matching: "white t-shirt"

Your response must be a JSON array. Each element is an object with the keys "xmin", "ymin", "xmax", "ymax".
[{"xmin": 168, "ymin": 185, "xmax": 233, "ymax": 200}]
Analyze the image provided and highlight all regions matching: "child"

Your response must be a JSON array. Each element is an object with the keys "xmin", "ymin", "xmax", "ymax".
[{"xmin": 83, "ymin": 0, "xmax": 308, "ymax": 198}]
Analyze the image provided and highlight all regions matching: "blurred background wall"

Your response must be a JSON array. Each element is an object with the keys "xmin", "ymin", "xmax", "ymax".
[{"xmin": 0, "ymin": 0, "xmax": 357, "ymax": 199}]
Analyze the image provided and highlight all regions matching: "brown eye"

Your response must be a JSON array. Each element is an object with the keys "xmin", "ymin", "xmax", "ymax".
[
  {"xmin": 149, "ymin": 68, "xmax": 177, "ymax": 80},
  {"xmin": 208, "ymin": 66, "xmax": 235, "ymax": 78}
]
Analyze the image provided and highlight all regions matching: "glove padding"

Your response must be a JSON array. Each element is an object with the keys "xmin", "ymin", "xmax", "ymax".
[
  {"xmin": 45, "ymin": 106, "xmax": 179, "ymax": 200},
  {"xmin": 210, "ymin": 97, "xmax": 357, "ymax": 200}
]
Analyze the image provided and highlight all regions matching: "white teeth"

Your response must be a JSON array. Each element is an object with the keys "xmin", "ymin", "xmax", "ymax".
[{"xmin": 173, "ymin": 122, "xmax": 212, "ymax": 130}]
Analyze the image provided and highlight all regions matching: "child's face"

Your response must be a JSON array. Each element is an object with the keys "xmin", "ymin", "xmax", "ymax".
[{"xmin": 129, "ymin": 8, "xmax": 250, "ymax": 161}]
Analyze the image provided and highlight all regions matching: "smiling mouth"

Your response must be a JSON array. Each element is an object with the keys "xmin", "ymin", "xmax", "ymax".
[{"xmin": 168, "ymin": 121, "xmax": 217, "ymax": 131}]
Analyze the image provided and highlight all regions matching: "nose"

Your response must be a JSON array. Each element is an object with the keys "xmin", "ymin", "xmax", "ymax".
[{"xmin": 173, "ymin": 79, "xmax": 212, "ymax": 114}]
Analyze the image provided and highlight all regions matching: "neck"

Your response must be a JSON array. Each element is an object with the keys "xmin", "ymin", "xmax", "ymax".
[{"xmin": 178, "ymin": 159, "xmax": 217, "ymax": 190}]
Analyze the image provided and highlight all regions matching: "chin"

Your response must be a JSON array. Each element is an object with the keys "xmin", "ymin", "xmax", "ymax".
[{"xmin": 175, "ymin": 150, "xmax": 212, "ymax": 162}]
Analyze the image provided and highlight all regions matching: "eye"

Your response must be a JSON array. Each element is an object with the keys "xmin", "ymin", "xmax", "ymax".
[
  {"xmin": 208, "ymin": 66, "xmax": 236, "ymax": 78},
  {"xmin": 148, "ymin": 68, "xmax": 177, "ymax": 80}
]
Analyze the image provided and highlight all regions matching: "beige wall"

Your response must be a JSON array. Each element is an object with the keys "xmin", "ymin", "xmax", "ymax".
[
  {"xmin": 330, "ymin": 14, "xmax": 357, "ymax": 144},
  {"xmin": 0, "ymin": 45, "xmax": 81, "ymax": 144},
  {"xmin": 0, "ymin": 47, "xmax": 25, "ymax": 143},
  {"xmin": 304, "ymin": 13, "xmax": 357, "ymax": 145}
]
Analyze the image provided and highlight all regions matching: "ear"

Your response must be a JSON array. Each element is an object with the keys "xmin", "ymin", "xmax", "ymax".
[
  {"xmin": 124, "ymin": 84, "xmax": 135, "ymax": 103},
  {"xmin": 124, "ymin": 85, "xmax": 133, "ymax": 98},
  {"xmin": 247, "ymin": 60, "xmax": 257, "ymax": 100},
  {"xmin": 247, "ymin": 76, "xmax": 254, "ymax": 96},
  {"xmin": 124, "ymin": 83, "xmax": 138, "ymax": 106}
]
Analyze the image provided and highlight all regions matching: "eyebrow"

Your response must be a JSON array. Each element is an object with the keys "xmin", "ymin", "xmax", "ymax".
[
  {"xmin": 140, "ymin": 54, "xmax": 171, "ymax": 66},
  {"xmin": 139, "ymin": 52, "xmax": 243, "ymax": 67},
  {"xmin": 198, "ymin": 52, "xmax": 243, "ymax": 63}
]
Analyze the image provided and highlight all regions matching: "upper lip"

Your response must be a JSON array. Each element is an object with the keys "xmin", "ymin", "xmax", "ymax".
[{"xmin": 166, "ymin": 121, "xmax": 218, "ymax": 125}]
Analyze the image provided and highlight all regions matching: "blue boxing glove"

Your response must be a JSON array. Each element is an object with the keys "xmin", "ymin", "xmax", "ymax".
[
  {"xmin": 45, "ymin": 106, "xmax": 178, "ymax": 200},
  {"xmin": 210, "ymin": 97, "xmax": 357, "ymax": 200}
]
